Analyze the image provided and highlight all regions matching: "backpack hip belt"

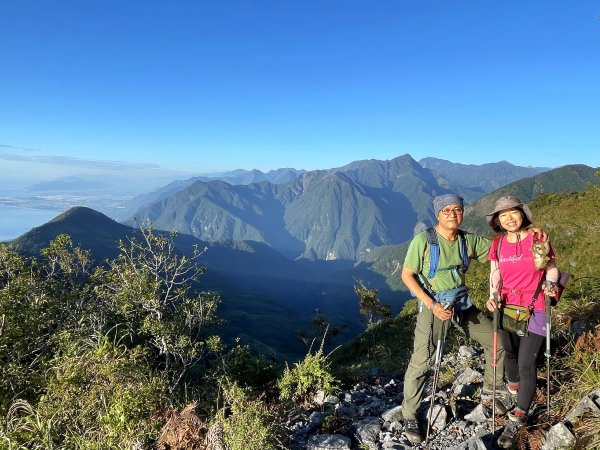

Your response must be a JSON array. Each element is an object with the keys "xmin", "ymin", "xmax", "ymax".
[{"xmin": 501, "ymin": 287, "xmax": 537, "ymax": 307}]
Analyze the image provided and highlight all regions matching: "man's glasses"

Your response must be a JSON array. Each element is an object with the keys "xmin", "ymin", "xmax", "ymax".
[{"xmin": 440, "ymin": 207, "xmax": 464, "ymax": 216}]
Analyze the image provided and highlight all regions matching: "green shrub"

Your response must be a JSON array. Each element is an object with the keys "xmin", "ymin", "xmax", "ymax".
[
  {"xmin": 92, "ymin": 227, "xmax": 221, "ymax": 391},
  {"xmin": 218, "ymin": 340, "xmax": 279, "ymax": 391},
  {"xmin": 330, "ymin": 310, "xmax": 417, "ymax": 380},
  {"xmin": 31, "ymin": 335, "xmax": 166, "ymax": 448},
  {"xmin": 278, "ymin": 339, "xmax": 339, "ymax": 405},
  {"xmin": 216, "ymin": 382, "xmax": 277, "ymax": 450}
]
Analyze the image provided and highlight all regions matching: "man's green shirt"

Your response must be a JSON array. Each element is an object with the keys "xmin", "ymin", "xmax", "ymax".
[{"xmin": 403, "ymin": 229, "xmax": 490, "ymax": 292}]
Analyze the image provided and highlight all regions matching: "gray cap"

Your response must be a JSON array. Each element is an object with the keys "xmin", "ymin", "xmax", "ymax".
[
  {"xmin": 486, "ymin": 196, "xmax": 533, "ymax": 232},
  {"xmin": 433, "ymin": 194, "xmax": 464, "ymax": 216}
]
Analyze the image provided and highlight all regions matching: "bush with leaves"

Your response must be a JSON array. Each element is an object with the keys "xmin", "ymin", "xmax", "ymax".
[
  {"xmin": 354, "ymin": 279, "xmax": 392, "ymax": 329},
  {"xmin": 0, "ymin": 236, "xmax": 94, "ymax": 413},
  {"xmin": 0, "ymin": 228, "xmax": 228, "ymax": 447},
  {"xmin": 278, "ymin": 336, "xmax": 339, "ymax": 406},
  {"xmin": 92, "ymin": 227, "xmax": 222, "ymax": 391},
  {"xmin": 217, "ymin": 340, "xmax": 279, "ymax": 391},
  {"xmin": 0, "ymin": 244, "xmax": 48, "ymax": 410},
  {"xmin": 215, "ymin": 381, "xmax": 277, "ymax": 450},
  {"xmin": 3, "ymin": 333, "xmax": 167, "ymax": 449}
]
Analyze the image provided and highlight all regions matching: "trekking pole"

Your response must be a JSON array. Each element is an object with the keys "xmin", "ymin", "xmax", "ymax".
[
  {"xmin": 544, "ymin": 286, "xmax": 552, "ymax": 413},
  {"xmin": 425, "ymin": 305, "xmax": 451, "ymax": 445},
  {"xmin": 491, "ymin": 293, "xmax": 500, "ymax": 435}
]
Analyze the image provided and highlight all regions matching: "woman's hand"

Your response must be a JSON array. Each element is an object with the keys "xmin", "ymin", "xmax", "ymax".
[
  {"xmin": 543, "ymin": 281, "xmax": 558, "ymax": 298},
  {"xmin": 486, "ymin": 297, "xmax": 499, "ymax": 312},
  {"xmin": 528, "ymin": 227, "xmax": 548, "ymax": 242}
]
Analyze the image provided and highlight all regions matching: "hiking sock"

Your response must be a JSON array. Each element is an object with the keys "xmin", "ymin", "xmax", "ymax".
[{"xmin": 507, "ymin": 381, "xmax": 519, "ymax": 395}]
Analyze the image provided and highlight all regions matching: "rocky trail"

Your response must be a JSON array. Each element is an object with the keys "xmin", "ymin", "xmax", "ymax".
[{"xmin": 282, "ymin": 345, "xmax": 599, "ymax": 450}]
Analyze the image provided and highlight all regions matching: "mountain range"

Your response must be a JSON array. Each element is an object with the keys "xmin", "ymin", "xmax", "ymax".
[
  {"xmin": 115, "ymin": 168, "xmax": 306, "ymax": 221},
  {"xmin": 124, "ymin": 155, "xmax": 549, "ymax": 260},
  {"xmin": 418, "ymin": 158, "xmax": 549, "ymax": 200},
  {"xmin": 461, "ymin": 164, "xmax": 599, "ymax": 236},
  {"xmin": 7, "ymin": 155, "xmax": 596, "ymax": 358}
]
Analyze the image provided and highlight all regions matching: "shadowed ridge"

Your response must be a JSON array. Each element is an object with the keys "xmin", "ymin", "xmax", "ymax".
[{"xmin": 10, "ymin": 206, "xmax": 135, "ymax": 260}]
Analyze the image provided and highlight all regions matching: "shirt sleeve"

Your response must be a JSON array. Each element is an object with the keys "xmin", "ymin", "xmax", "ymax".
[
  {"xmin": 403, "ymin": 232, "xmax": 427, "ymax": 274},
  {"xmin": 469, "ymin": 233, "xmax": 491, "ymax": 263},
  {"xmin": 489, "ymin": 259, "xmax": 501, "ymax": 297},
  {"xmin": 548, "ymin": 240, "xmax": 556, "ymax": 260}
]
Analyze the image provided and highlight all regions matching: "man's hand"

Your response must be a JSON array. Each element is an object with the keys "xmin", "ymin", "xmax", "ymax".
[{"xmin": 433, "ymin": 302, "xmax": 452, "ymax": 321}]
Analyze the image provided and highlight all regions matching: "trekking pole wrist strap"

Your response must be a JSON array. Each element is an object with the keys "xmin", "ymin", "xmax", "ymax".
[{"xmin": 429, "ymin": 300, "xmax": 438, "ymax": 311}]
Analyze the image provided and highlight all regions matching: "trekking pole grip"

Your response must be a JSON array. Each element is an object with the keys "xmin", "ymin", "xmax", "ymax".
[{"xmin": 492, "ymin": 293, "xmax": 500, "ymax": 331}]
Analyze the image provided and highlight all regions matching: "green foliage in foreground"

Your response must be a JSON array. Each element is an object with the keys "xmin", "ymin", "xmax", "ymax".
[
  {"xmin": 16, "ymin": 337, "xmax": 166, "ymax": 448},
  {"xmin": 0, "ymin": 227, "xmax": 323, "ymax": 450},
  {"xmin": 216, "ymin": 340, "xmax": 280, "ymax": 391},
  {"xmin": 0, "ymin": 229, "xmax": 222, "ymax": 448},
  {"xmin": 278, "ymin": 337, "xmax": 339, "ymax": 406},
  {"xmin": 215, "ymin": 381, "xmax": 277, "ymax": 450},
  {"xmin": 0, "ymin": 226, "xmax": 326, "ymax": 449}
]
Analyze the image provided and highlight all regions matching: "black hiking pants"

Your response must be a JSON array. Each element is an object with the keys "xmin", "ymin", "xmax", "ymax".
[{"xmin": 499, "ymin": 329, "xmax": 545, "ymax": 414}]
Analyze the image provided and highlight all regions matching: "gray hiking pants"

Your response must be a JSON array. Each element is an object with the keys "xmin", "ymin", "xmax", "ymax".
[{"xmin": 401, "ymin": 305, "xmax": 505, "ymax": 420}]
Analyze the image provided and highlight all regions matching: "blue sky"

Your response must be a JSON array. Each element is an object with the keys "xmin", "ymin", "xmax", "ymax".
[{"xmin": 1, "ymin": 0, "xmax": 599, "ymax": 185}]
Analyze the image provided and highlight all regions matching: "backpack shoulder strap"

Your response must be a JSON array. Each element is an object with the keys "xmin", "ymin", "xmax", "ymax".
[
  {"xmin": 426, "ymin": 227, "xmax": 439, "ymax": 278},
  {"xmin": 490, "ymin": 234, "xmax": 504, "ymax": 292},
  {"xmin": 457, "ymin": 229, "xmax": 470, "ymax": 273},
  {"xmin": 427, "ymin": 228, "xmax": 471, "ymax": 277},
  {"xmin": 490, "ymin": 234, "xmax": 504, "ymax": 261}
]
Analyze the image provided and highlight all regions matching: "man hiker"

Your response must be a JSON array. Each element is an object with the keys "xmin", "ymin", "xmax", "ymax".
[{"xmin": 400, "ymin": 193, "xmax": 512, "ymax": 444}]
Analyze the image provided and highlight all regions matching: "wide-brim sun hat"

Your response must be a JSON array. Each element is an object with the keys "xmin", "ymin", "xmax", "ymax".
[{"xmin": 486, "ymin": 196, "xmax": 533, "ymax": 232}]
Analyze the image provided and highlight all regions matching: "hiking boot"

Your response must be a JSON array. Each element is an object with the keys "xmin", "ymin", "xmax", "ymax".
[
  {"xmin": 497, "ymin": 408, "xmax": 526, "ymax": 449},
  {"xmin": 483, "ymin": 383, "xmax": 515, "ymax": 416},
  {"xmin": 403, "ymin": 418, "xmax": 423, "ymax": 444},
  {"xmin": 497, "ymin": 419, "xmax": 520, "ymax": 448},
  {"xmin": 493, "ymin": 395, "xmax": 514, "ymax": 416},
  {"xmin": 482, "ymin": 382, "xmax": 511, "ymax": 399}
]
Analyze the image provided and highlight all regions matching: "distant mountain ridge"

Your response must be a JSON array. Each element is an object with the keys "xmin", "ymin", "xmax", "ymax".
[
  {"xmin": 418, "ymin": 157, "xmax": 549, "ymax": 201},
  {"xmin": 117, "ymin": 168, "xmax": 306, "ymax": 221},
  {"xmin": 460, "ymin": 164, "xmax": 599, "ymax": 236},
  {"xmin": 27, "ymin": 176, "xmax": 112, "ymax": 193},
  {"xmin": 126, "ymin": 155, "xmax": 441, "ymax": 260},
  {"xmin": 126, "ymin": 155, "xmax": 554, "ymax": 260}
]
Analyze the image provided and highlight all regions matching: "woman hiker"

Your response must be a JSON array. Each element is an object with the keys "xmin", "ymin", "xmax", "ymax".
[{"xmin": 485, "ymin": 196, "xmax": 559, "ymax": 449}]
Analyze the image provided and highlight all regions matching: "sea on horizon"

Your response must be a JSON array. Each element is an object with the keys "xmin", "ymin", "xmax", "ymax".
[{"xmin": 0, "ymin": 205, "xmax": 61, "ymax": 242}]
